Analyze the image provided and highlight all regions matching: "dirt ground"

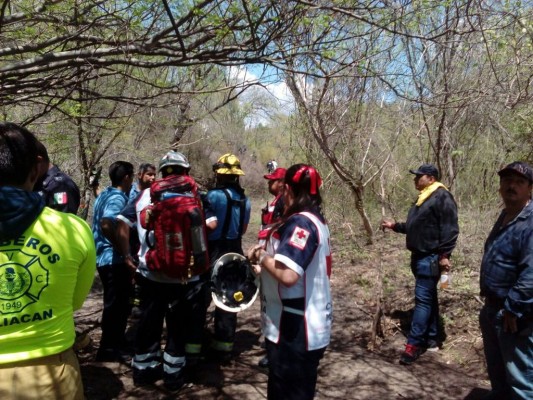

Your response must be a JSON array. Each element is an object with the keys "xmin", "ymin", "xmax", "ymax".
[{"xmin": 74, "ymin": 226, "xmax": 492, "ymax": 400}]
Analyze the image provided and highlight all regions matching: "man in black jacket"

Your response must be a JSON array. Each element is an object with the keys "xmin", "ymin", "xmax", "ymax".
[
  {"xmin": 34, "ymin": 141, "xmax": 81, "ymax": 214},
  {"xmin": 382, "ymin": 163, "xmax": 459, "ymax": 365}
]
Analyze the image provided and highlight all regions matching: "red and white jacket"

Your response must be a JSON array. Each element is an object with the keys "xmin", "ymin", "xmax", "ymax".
[
  {"xmin": 257, "ymin": 194, "xmax": 283, "ymax": 243},
  {"xmin": 261, "ymin": 211, "xmax": 332, "ymax": 351}
]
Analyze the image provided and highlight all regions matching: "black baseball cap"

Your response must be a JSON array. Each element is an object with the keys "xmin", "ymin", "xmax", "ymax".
[
  {"xmin": 498, "ymin": 161, "xmax": 533, "ymax": 183},
  {"xmin": 409, "ymin": 164, "xmax": 439, "ymax": 179}
]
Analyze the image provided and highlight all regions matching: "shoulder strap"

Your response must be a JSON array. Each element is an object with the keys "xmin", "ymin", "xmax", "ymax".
[
  {"xmin": 220, "ymin": 188, "xmax": 246, "ymax": 239},
  {"xmin": 41, "ymin": 171, "xmax": 56, "ymax": 189},
  {"xmin": 236, "ymin": 192, "xmax": 246, "ymax": 237}
]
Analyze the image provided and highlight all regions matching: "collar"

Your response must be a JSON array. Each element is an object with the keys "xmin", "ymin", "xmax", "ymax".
[
  {"xmin": 416, "ymin": 181, "xmax": 447, "ymax": 206},
  {"xmin": 514, "ymin": 199, "xmax": 533, "ymax": 220}
]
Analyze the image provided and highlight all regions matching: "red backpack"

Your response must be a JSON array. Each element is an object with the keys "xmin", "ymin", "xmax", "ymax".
[{"xmin": 140, "ymin": 174, "xmax": 209, "ymax": 280}]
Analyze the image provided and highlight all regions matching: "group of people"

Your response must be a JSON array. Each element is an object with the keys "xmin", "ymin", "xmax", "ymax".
[
  {"xmin": 87, "ymin": 149, "xmax": 331, "ymax": 398},
  {"xmin": 0, "ymin": 123, "xmax": 331, "ymax": 399},
  {"xmin": 382, "ymin": 162, "xmax": 533, "ymax": 400},
  {"xmin": 0, "ymin": 121, "xmax": 531, "ymax": 400}
]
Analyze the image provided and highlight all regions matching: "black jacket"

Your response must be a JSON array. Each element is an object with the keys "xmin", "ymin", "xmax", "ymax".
[
  {"xmin": 34, "ymin": 165, "xmax": 81, "ymax": 214},
  {"xmin": 393, "ymin": 187, "xmax": 459, "ymax": 257}
]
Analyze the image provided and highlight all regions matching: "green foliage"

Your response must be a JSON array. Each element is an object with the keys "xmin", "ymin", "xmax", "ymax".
[{"xmin": 2, "ymin": 0, "xmax": 533, "ymax": 246}]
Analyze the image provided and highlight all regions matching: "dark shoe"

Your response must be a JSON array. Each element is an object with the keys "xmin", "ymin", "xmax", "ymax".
[
  {"xmin": 258, "ymin": 355, "xmax": 269, "ymax": 368},
  {"xmin": 95, "ymin": 348, "xmax": 131, "ymax": 364},
  {"xmin": 425, "ymin": 339, "xmax": 440, "ymax": 352},
  {"xmin": 133, "ymin": 366, "xmax": 162, "ymax": 387},
  {"xmin": 163, "ymin": 373, "xmax": 185, "ymax": 392},
  {"xmin": 399, "ymin": 344, "xmax": 422, "ymax": 365}
]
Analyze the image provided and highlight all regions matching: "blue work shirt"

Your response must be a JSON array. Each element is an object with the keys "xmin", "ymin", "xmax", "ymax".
[
  {"xmin": 480, "ymin": 200, "xmax": 533, "ymax": 319},
  {"xmin": 92, "ymin": 186, "xmax": 128, "ymax": 267},
  {"xmin": 128, "ymin": 183, "xmax": 141, "ymax": 203},
  {"xmin": 206, "ymin": 186, "xmax": 251, "ymax": 241}
]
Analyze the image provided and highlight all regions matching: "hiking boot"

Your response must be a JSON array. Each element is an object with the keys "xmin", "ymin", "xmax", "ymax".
[{"xmin": 399, "ymin": 344, "xmax": 422, "ymax": 365}]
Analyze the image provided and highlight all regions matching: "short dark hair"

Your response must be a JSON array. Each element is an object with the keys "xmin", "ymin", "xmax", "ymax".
[
  {"xmin": 138, "ymin": 163, "xmax": 156, "ymax": 174},
  {"xmin": 109, "ymin": 161, "xmax": 134, "ymax": 186},
  {"xmin": 35, "ymin": 140, "xmax": 50, "ymax": 163},
  {"xmin": 0, "ymin": 122, "xmax": 39, "ymax": 186}
]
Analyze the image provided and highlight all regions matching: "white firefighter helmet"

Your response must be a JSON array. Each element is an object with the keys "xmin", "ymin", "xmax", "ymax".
[
  {"xmin": 211, "ymin": 253, "xmax": 259, "ymax": 313},
  {"xmin": 159, "ymin": 151, "xmax": 190, "ymax": 173}
]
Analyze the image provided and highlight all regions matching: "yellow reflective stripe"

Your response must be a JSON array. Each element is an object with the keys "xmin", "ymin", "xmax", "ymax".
[
  {"xmin": 211, "ymin": 340, "xmax": 233, "ymax": 352},
  {"xmin": 185, "ymin": 343, "xmax": 202, "ymax": 354}
]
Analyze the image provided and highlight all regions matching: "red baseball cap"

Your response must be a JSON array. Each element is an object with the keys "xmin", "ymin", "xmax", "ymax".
[{"xmin": 264, "ymin": 168, "xmax": 286, "ymax": 180}]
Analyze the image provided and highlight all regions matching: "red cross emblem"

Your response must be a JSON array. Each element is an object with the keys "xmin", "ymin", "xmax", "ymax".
[{"xmin": 289, "ymin": 226, "xmax": 310, "ymax": 250}]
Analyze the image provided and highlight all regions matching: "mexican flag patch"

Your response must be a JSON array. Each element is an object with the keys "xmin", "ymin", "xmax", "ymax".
[{"xmin": 53, "ymin": 192, "xmax": 68, "ymax": 205}]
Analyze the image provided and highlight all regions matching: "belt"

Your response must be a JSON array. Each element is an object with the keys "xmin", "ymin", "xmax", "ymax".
[
  {"xmin": 484, "ymin": 296, "xmax": 505, "ymax": 308},
  {"xmin": 283, "ymin": 306, "xmax": 305, "ymax": 316}
]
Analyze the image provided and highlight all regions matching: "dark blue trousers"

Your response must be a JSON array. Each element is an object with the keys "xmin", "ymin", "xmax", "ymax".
[
  {"xmin": 97, "ymin": 263, "xmax": 133, "ymax": 351},
  {"xmin": 266, "ymin": 311, "xmax": 326, "ymax": 400},
  {"xmin": 407, "ymin": 253, "xmax": 440, "ymax": 347}
]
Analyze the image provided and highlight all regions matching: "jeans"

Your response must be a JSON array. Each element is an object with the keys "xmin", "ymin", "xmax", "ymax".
[
  {"xmin": 407, "ymin": 253, "xmax": 440, "ymax": 347},
  {"xmin": 479, "ymin": 305, "xmax": 533, "ymax": 400}
]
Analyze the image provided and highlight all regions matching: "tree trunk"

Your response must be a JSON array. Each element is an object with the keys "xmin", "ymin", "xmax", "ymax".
[{"xmin": 352, "ymin": 186, "xmax": 374, "ymax": 245}]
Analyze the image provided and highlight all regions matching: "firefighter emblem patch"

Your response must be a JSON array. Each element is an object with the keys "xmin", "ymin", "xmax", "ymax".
[{"xmin": 0, "ymin": 250, "xmax": 49, "ymax": 314}]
